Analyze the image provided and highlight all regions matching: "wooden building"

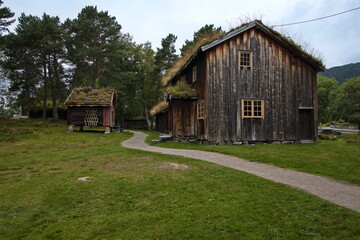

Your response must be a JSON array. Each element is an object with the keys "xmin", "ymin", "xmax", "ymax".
[
  {"xmin": 124, "ymin": 116, "xmax": 148, "ymax": 130},
  {"xmin": 65, "ymin": 87, "xmax": 116, "ymax": 133},
  {"xmin": 165, "ymin": 20, "xmax": 324, "ymax": 143},
  {"xmin": 154, "ymin": 108, "xmax": 169, "ymax": 133},
  {"xmin": 151, "ymin": 101, "xmax": 170, "ymax": 133}
]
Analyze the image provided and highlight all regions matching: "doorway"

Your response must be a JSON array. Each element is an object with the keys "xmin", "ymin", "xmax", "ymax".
[{"xmin": 299, "ymin": 109, "xmax": 314, "ymax": 141}]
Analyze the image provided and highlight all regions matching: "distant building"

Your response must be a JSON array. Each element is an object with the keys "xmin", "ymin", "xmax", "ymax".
[{"xmin": 64, "ymin": 87, "xmax": 116, "ymax": 133}]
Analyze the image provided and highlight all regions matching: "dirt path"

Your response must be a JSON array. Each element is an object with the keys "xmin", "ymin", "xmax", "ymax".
[{"xmin": 122, "ymin": 131, "xmax": 360, "ymax": 213}]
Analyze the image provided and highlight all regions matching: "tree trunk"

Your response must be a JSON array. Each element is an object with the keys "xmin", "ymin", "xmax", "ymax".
[
  {"xmin": 144, "ymin": 104, "xmax": 151, "ymax": 130},
  {"xmin": 94, "ymin": 57, "xmax": 101, "ymax": 88},
  {"xmin": 51, "ymin": 53, "xmax": 60, "ymax": 121},
  {"xmin": 25, "ymin": 88, "xmax": 30, "ymax": 117},
  {"xmin": 42, "ymin": 59, "xmax": 47, "ymax": 119}
]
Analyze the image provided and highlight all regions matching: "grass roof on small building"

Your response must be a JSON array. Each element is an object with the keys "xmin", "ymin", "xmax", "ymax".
[
  {"xmin": 65, "ymin": 87, "xmax": 115, "ymax": 106},
  {"xmin": 150, "ymin": 101, "xmax": 169, "ymax": 116}
]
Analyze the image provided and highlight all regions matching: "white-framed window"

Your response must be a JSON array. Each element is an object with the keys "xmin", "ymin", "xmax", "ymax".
[
  {"xmin": 241, "ymin": 99, "xmax": 264, "ymax": 119},
  {"xmin": 197, "ymin": 100, "xmax": 204, "ymax": 119},
  {"xmin": 239, "ymin": 51, "xmax": 252, "ymax": 67},
  {"xmin": 192, "ymin": 65, "xmax": 197, "ymax": 82}
]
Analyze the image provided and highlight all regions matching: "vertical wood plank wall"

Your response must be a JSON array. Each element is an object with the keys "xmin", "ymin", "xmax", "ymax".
[{"xmin": 205, "ymin": 28, "xmax": 318, "ymax": 142}]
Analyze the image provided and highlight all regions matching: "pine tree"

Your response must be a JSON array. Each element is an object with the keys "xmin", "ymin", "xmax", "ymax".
[
  {"xmin": 0, "ymin": 0, "xmax": 15, "ymax": 35},
  {"xmin": 40, "ymin": 14, "xmax": 66, "ymax": 120},
  {"xmin": 2, "ymin": 13, "xmax": 66, "ymax": 119},
  {"xmin": 155, "ymin": 33, "xmax": 178, "ymax": 75},
  {"xmin": 2, "ymin": 30, "xmax": 41, "ymax": 116},
  {"xmin": 180, "ymin": 24, "xmax": 223, "ymax": 56},
  {"xmin": 63, "ymin": 6, "xmax": 122, "ymax": 88}
]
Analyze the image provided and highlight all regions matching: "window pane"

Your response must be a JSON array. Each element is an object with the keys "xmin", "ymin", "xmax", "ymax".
[
  {"xmin": 242, "ymin": 99, "xmax": 264, "ymax": 118},
  {"xmin": 240, "ymin": 52, "xmax": 251, "ymax": 66}
]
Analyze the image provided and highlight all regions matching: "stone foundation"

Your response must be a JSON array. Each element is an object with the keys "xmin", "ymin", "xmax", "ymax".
[{"xmin": 153, "ymin": 135, "xmax": 300, "ymax": 145}]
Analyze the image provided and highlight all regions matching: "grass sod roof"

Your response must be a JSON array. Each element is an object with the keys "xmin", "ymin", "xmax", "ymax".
[
  {"xmin": 162, "ymin": 30, "xmax": 225, "ymax": 85},
  {"xmin": 163, "ymin": 20, "xmax": 324, "ymax": 85},
  {"xmin": 150, "ymin": 101, "xmax": 169, "ymax": 116},
  {"xmin": 167, "ymin": 81, "xmax": 197, "ymax": 99},
  {"xmin": 64, "ymin": 87, "xmax": 115, "ymax": 106}
]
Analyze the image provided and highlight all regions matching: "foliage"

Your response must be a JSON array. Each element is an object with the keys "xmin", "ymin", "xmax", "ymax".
[
  {"xmin": 328, "ymin": 120, "xmax": 353, "ymax": 126},
  {"xmin": 333, "ymin": 77, "xmax": 360, "ymax": 130},
  {"xmin": 63, "ymin": 6, "xmax": 122, "ymax": 88},
  {"xmin": 147, "ymin": 131, "xmax": 360, "ymax": 185},
  {"xmin": 0, "ymin": 106, "xmax": 15, "ymax": 118},
  {"xmin": 319, "ymin": 62, "xmax": 360, "ymax": 85},
  {"xmin": 168, "ymin": 81, "xmax": 196, "ymax": 99},
  {"xmin": 180, "ymin": 24, "xmax": 223, "ymax": 56},
  {"xmin": 317, "ymin": 75, "xmax": 338, "ymax": 123},
  {"xmin": 2, "ymin": 22, "xmax": 42, "ymax": 116},
  {"xmin": 341, "ymin": 134, "xmax": 360, "ymax": 145},
  {"xmin": 1, "ymin": 13, "xmax": 67, "ymax": 120},
  {"xmin": 130, "ymin": 42, "xmax": 163, "ymax": 129},
  {"xmin": 0, "ymin": 0, "xmax": 14, "ymax": 35},
  {"xmin": 0, "ymin": 120, "xmax": 359, "ymax": 239},
  {"xmin": 155, "ymin": 33, "xmax": 178, "ymax": 76}
]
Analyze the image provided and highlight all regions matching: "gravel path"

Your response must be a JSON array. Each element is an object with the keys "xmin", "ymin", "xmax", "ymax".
[{"xmin": 122, "ymin": 131, "xmax": 360, "ymax": 213}]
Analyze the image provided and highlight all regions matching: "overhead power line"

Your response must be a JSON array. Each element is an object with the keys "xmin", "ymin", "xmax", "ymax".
[{"xmin": 272, "ymin": 6, "xmax": 360, "ymax": 27}]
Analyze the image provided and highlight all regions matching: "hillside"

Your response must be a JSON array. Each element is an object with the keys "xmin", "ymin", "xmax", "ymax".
[{"xmin": 318, "ymin": 62, "xmax": 360, "ymax": 84}]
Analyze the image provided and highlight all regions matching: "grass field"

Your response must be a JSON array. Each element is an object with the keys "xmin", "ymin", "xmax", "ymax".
[
  {"xmin": 0, "ymin": 119, "xmax": 359, "ymax": 239},
  {"xmin": 146, "ymin": 131, "xmax": 360, "ymax": 186}
]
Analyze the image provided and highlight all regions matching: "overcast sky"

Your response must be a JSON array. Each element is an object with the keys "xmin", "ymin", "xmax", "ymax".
[{"xmin": 5, "ymin": 0, "xmax": 360, "ymax": 68}]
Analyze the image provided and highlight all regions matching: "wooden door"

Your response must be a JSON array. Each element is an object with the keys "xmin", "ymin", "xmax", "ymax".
[
  {"xmin": 198, "ymin": 119, "xmax": 204, "ymax": 137},
  {"xmin": 299, "ymin": 109, "xmax": 314, "ymax": 140}
]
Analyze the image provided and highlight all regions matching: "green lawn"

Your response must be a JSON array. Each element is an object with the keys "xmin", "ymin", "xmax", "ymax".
[
  {"xmin": 0, "ymin": 119, "xmax": 359, "ymax": 239},
  {"xmin": 146, "ymin": 131, "xmax": 360, "ymax": 186}
]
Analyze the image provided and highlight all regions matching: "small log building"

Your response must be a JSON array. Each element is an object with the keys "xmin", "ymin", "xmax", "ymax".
[
  {"xmin": 65, "ymin": 88, "xmax": 116, "ymax": 133},
  {"xmin": 164, "ymin": 20, "xmax": 325, "ymax": 143}
]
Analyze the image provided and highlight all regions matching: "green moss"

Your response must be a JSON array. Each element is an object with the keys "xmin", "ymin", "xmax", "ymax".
[
  {"xmin": 65, "ymin": 87, "xmax": 115, "ymax": 106},
  {"xmin": 163, "ymin": 20, "xmax": 324, "ymax": 86},
  {"xmin": 168, "ymin": 81, "xmax": 197, "ymax": 99},
  {"xmin": 150, "ymin": 101, "xmax": 169, "ymax": 116}
]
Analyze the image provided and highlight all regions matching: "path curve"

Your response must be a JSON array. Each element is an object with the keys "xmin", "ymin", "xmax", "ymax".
[{"xmin": 122, "ymin": 131, "xmax": 360, "ymax": 213}]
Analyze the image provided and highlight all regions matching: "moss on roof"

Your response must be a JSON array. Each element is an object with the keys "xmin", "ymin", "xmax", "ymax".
[
  {"xmin": 65, "ymin": 87, "xmax": 115, "ymax": 106},
  {"xmin": 265, "ymin": 26, "xmax": 324, "ymax": 68},
  {"xmin": 162, "ymin": 31, "xmax": 225, "ymax": 85},
  {"xmin": 168, "ymin": 81, "xmax": 197, "ymax": 99},
  {"xmin": 163, "ymin": 20, "xmax": 324, "ymax": 85},
  {"xmin": 150, "ymin": 101, "xmax": 169, "ymax": 116}
]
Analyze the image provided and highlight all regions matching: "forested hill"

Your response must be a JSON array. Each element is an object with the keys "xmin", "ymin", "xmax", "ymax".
[{"xmin": 318, "ymin": 62, "xmax": 360, "ymax": 84}]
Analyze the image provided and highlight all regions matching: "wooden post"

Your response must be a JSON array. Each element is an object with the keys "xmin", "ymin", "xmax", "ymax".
[{"xmin": 80, "ymin": 126, "xmax": 84, "ymax": 132}]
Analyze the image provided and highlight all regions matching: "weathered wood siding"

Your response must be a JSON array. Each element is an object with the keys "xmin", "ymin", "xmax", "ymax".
[
  {"xmin": 104, "ymin": 104, "xmax": 116, "ymax": 127},
  {"xmin": 155, "ymin": 111, "xmax": 170, "ymax": 133},
  {"xmin": 206, "ymin": 28, "xmax": 318, "ymax": 142},
  {"xmin": 169, "ymin": 99, "xmax": 195, "ymax": 136},
  {"xmin": 168, "ymin": 56, "xmax": 207, "ymax": 137},
  {"xmin": 67, "ymin": 106, "xmax": 104, "ymax": 126}
]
